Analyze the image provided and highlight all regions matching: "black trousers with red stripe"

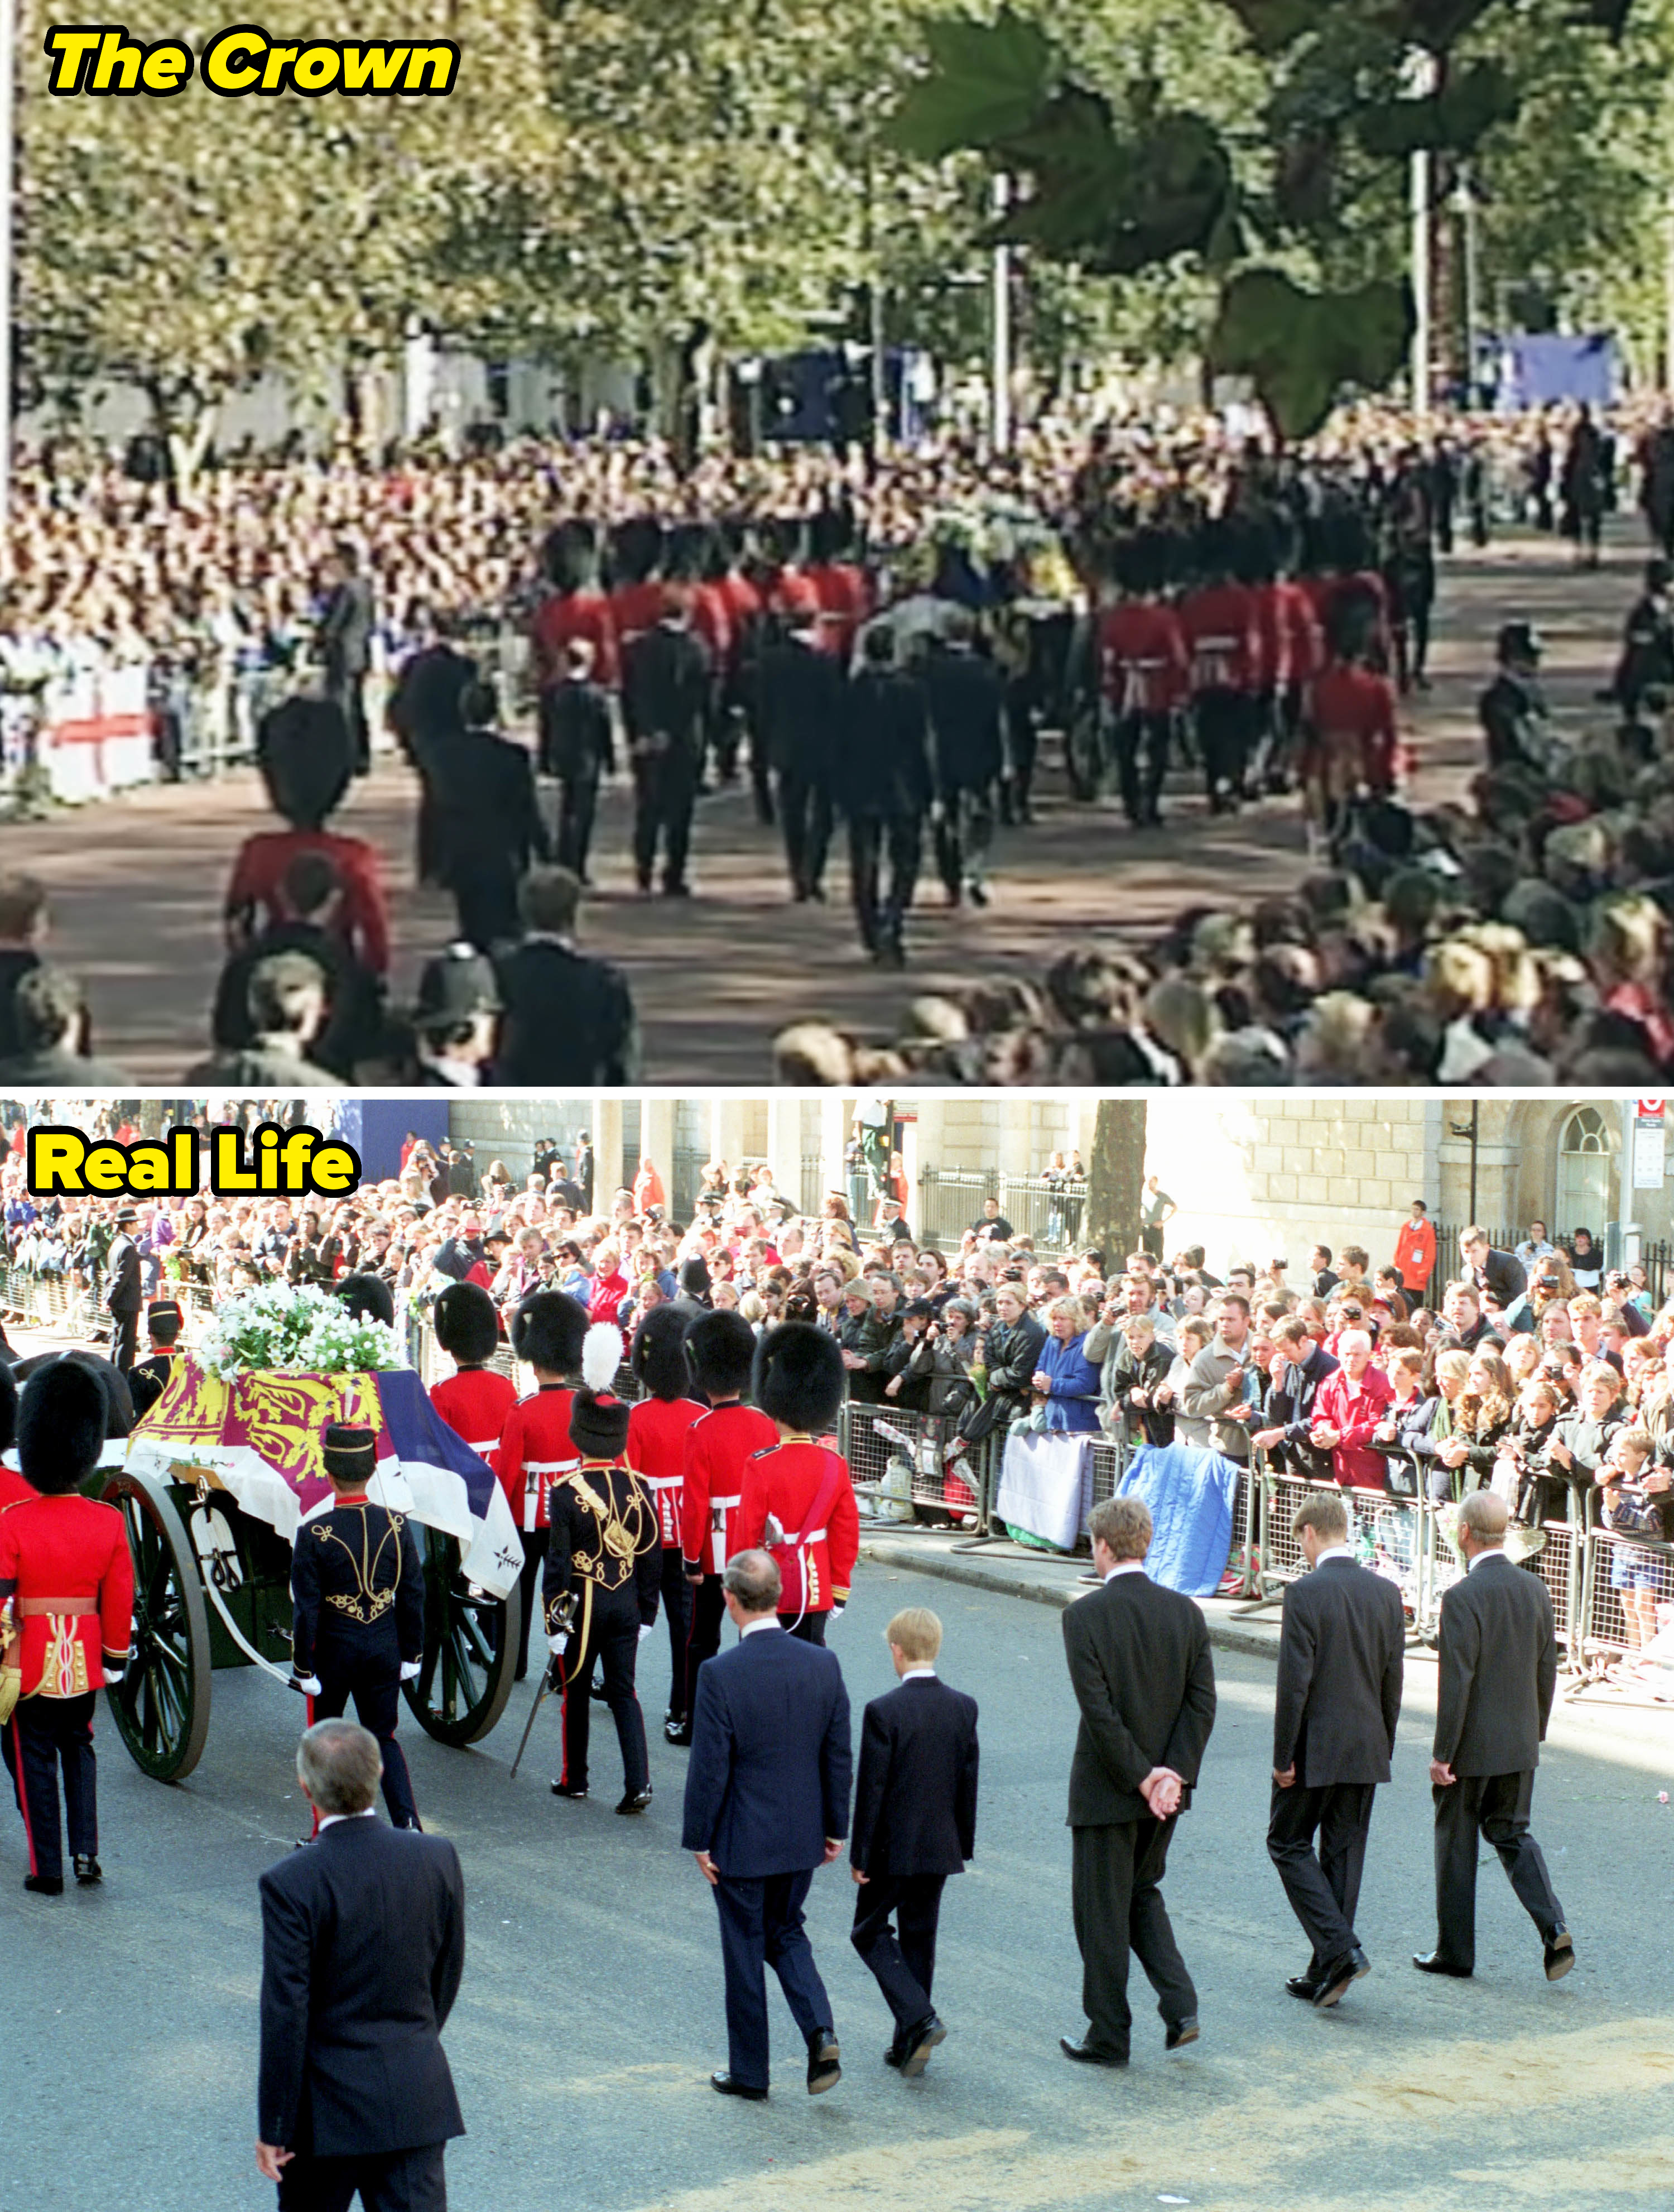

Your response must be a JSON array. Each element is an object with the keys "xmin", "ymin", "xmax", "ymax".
[
  {"xmin": 558, "ymin": 1584, "xmax": 647, "ymax": 1796},
  {"xmin": 657, "ymin": 1547, "xmax": 690, "ymax": 1721},
  {"xmin": 3, "ymin": 1692, "xmax": 98, "ymax": 1881},
  {"xmin": 682, "ymin": 1571, "xmax": 726, "ymax": 1720},
  {"xmin": 311, "ymin": 1664, "xmax": 419, "ymax": 1830}
]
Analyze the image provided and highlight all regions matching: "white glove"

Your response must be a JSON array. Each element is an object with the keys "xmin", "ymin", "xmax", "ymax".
[
  {"xmin": 547, "ymin": 1632, "xmax": 569, "ymax": 1656},
  {"xmin": 638, "ymin": 1624, "xmax": 655, "ymax": 1643},
  {"xmin": 399, "ymin": 1659, "xmax": 422, "ymax": 1682},
  {"xmin": 830, "ymin": 1604, "xmax": 846, "ymax": 1623},
  {"xmin": 294, "ymin": 1673, "xmax": 323, "ymax": 1697}
]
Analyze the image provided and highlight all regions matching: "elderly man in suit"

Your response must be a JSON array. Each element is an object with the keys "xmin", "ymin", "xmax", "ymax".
[
  {"xmin": 849, "ymin": 1605, "xmax": 979, "ymax": 2076},
  {"xmin": 256, "ymin": 1719, "xmax": 465, "ymax": 2209},
  {"xmin": 1060, "ymin": 1494, "xmax": 1216, "ymax": 2067},
  {"xmin": 681, "ymin": 1548, "xmax": 853, "ymax": 2100},
  {"xmin": 1268, "ymin": 1489, "xmax": 1406, "ymax": 2008},
  {"xmin": 1416, "ymin": 1489, "xmax": 1573, "ymax": 1983}
]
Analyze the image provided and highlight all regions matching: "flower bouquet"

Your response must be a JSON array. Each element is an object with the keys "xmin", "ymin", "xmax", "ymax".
[{"xmin": 195, "ymin": 1280, "xmax": 402, "ymax": 1381}]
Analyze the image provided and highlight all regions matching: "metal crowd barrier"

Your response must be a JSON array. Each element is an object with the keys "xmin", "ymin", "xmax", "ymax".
[
  {"xmin": 1575, "ymin": 1528, "xmax": 1674, "ymax": 1698},
  {"xmin": 839, "ymin": 1399, "xmax": 992, "ymax": 1529}
]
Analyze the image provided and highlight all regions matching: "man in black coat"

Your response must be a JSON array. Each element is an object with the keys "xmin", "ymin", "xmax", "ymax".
[
  {"xmin": 493, "ymin": 868, "xmax": 639, "ymax": 1086},
  {"xmin": 623, "ymin": 594, "xmax": 709, "ymax": 898},
  {"xmin": 257, "ymin": 1717, "xmax": 465, "ymax": 2208},
  {"xmin": 1267, "ymin": 1490, "xmax": 1405, "ymax": 2008},
  {"xmin": 318, "ymin": 540, "xmax": 375, "ymax": 776},
  {"xmin": 759, "ymin": 617, "xmax": 843, "ymax": 902},
  {"xmin": 431, "ymin": 680, "xmax": 552, "ymax": 954},
  {"xmin": 1416, "ymin": 1489, "xmax": 1572, "ymax": 1983},
  {"xmin": 1457, "ymin": 1226, "xmax": 1529, "ymax": 1330},
  {"xmin": 1060, "ymin": 1494, "xmax": 1216, "ymax": 2065},
  {"xmin": 386, "ymin": 610, "xmax": 478, "ymax": 885},
  {"xmin": 923, "ymin": 611, "xmax": 1005, "ymax": 908},
  {"xmin": 538, "ymin": 639, "xmax": 615, "ymax": 885},
  {"xmin": 840, "ymin": 628, "xmax": 934, "ymax": 967},
  {"xmin": 104, "ymin": 1205, "xmax": 143, "ymax": 1373},
  {"xmin": 849, "ymin": 1605, "xmax": 978, "ymax": 2076}
]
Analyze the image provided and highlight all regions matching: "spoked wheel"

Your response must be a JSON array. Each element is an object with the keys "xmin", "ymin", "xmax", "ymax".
[
  {"xmin": 404, "ymin": 1526, "xmax": 520, "ymax": 1747},
  {"xmin": 1064, "ymin": 702, "xmax": 1104, "ymax": 802},
  {"xmin": 101, "ymin": 1470, "xmax": 211, "ymax": 1782}
]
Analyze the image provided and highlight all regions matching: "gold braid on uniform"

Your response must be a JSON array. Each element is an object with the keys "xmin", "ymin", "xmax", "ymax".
[
  {"xmin": 564, "ymin": 1468, "xmax": 658, "ymax": 1591},
  {"xmin": 314, "ymin": 1505, "xmax": 406, "ymax": 1625}
]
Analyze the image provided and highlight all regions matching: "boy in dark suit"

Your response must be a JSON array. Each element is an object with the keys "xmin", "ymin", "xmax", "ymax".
[{"xmin": 850, "ymin": 1605, "xmax": 978, "ymax": 2076}]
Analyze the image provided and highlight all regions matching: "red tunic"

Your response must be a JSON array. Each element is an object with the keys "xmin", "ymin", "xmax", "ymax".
[
  {"xmin": 493, "ymin": 1384, "xmax": 578, "ymax": 1533},
  {"xmin": 809, "ymin": 563, "xmax": 872, "ymax": 659},
  {"xmin": 680, "ymin": 1402, "xmax": 778, "ymax": 1574},
  {"xmin": 430, "ymin": 1366, "xmax": 518, "ymax": 1461},
  {"xmin": 766, "ymin": 567, "xmax": 821, "ymax": 626},
  {"xmin": 0, "ymin": 1492, "xmax": 133, "ymax": 1697},
  {"xmin": 627, "ymin": 1394, "xmax": 706, "ymax": 1548},
  {"xmin": 735, "ymin": 1437, "xmax": 859, "ymax": 1615},
  {"xmin": 1306, "ymin": 663, "xmax": 1399, "ymax": 793},
  {"xmin": 0, "ymin": 1468, "xmax": 35, "ymax": 1510},
  {"xmin": 1096, "ymin": 601, "xmax": 1190, "ymax": 713},
  {"xmin": 531, "ymin": 588, "xmax": 619, "ymax": 692},
  {"xmin": 609, "ymin": 579, "xmax": 666, "ymax": 655},
  {"xmin": 1179, "ymin": 583, "xmax": 1261, "ymax": 695},
  {"xmin": 690, "ymin": 580, "xmax": 734, "ymax": 672},
  {"xmin": 224, "ymin": 828, "xmax": 391, "ymax": 976}
]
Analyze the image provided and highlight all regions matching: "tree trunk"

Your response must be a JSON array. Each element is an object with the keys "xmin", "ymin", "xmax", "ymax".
[{"xmin": 1085, "ymin": 1100, "xmax": 1147, "ymax": 1268}]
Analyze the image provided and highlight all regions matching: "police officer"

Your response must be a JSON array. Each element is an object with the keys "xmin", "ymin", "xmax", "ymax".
[
  {"xmin": 104, "ymin": 1206, "xmax": 143, "ymax": 1373},
  {"xmin": 0, "ymin": 1360, "xmax": 133, "ymax": 1894},
  {"xmin": 543, "ymin": 1325, "xmax": 662, "ymax": 1813},
  {"xmin": 124, "ymin": 1297, "xmax": 186, "ymax": 1419},
  {"xmin": 289, "ymin": 1424, "xmax": 426, "ymax": 1832}
]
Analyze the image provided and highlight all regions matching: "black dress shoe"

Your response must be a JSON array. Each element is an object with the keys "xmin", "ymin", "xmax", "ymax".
[
  {"xmin": 1412, "ymin": 1951, "xmax": 1473, "ymax": 1977},
  {"xmin": 615, "ymin": 1787, "xmax": 653, "ymax": 1815},
  {"xmin": 550, "ymin": 1780, "xmax": 589, "ymax": 1800},
  {"xmin": 1544, "ymin": 1927, "xmax": 1575, "ymax": 1982},
  {"xmin": 589, "ymin": 1680, "xmax": 609, "ymax": 1702},
  {"xmin": 74, "ymin": 1855, "xmax": 102, "ymax": 1885},
  {"xmin": 1165, "ymin": 2016, "xmax": 1199, "ymax": 2050},
  {"xmin": 710, "ymin": 2071, "xmax": 768, "ymax": 2100},
  {"xmin": 1060, "ymin": 2035, "xmax": 1126, "ymax": 2066},
  {"xmin": 884, "ymin": 2044, "xmax": 906, "ymax": 2069},
  {"xmin": 23, "ymin": 1874, "xmax": 64, "ymax": 1897},
  {"xmin": 1286, "ymin": 1974, "xmax": 1322, "ymax": 2001},
  {"xmin": 899, "ymin": 2016, "xmax": 946, "ymax": 2078},
  {"xmin": 665, "ymin": 1720, "xmax": 693, "ymax": 1746},
  {"xmin": 807, "ymin": 2029, "xmax": 841, "ymax": 2095},
  {"xmin": 1314, "ymin": 1947, "xmax": 1370, "ymax": 2008}
]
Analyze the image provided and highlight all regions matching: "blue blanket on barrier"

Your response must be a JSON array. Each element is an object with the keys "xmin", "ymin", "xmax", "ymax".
[{"xmin": 1119, "ymin": 1443, "xmax": 1240, "ymax": 1597}]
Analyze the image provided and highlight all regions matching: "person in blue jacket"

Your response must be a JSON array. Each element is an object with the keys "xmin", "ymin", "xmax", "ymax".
[{"xmin": 1030, "ymin": 1298, "xmax": 1104, "ymax": 1434}]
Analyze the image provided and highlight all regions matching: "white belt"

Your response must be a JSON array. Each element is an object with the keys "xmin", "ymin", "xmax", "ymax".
[
  {"xmin": 709, "ymin": 1494, "xmax": 742, "ymax": 1572},
  {"xmin": 525, "ymin": 1460, "xmax": 578, "ymax": 1473},
  {"xmin": 521, "ymin": 1457, "xmax": 578, "ymax": 1529},
  {"xmin": 644, "ymin": 1475, "xmax": 682, "ymax": 1490},
  {"xmin": 465, "ymin": 1437, "xmax": 498, "ymax": 1453}
]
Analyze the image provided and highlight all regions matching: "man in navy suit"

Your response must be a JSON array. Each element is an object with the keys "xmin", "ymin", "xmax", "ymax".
[
  {"xmin": 256, "ymin": 1719, "xmax": 465, "ymax": 2209},
  {"xmin": 680, "ymin": 1548, "xmax": 853, "ymax": 2100},
  {"xmin": 850, "ymin": 1606, "xmax": 979, "ymax": 2076}
]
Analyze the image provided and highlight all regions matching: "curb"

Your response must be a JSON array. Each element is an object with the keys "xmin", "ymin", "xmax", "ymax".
[{"xmin": 858, "ymin": 1537, "xmax": 1285, "ymax": 1663}]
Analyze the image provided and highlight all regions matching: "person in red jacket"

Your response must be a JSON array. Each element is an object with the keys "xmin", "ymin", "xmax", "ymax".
[
  {"xmin": 626, "ymin": 1305, "xmax": 705, "ymax": 1739},
  {"xmin": 1179, "ymin": 522, "xmax": 1261, "ymax": 813},
  {"xmin": 0, "ymin": 1360, "xmax": 133, "ymax": 1894},
  {"xmin": 1307, "ymin": 1331, "xmax": 1396, "ymax": 1493},
  {"xmin": 1302, "ymin": 589, "xmax": 1401, "ymax": 856},
  {"xmin": 429, "ymin": 1280, "xmax": 516, "ymax": 1457},
  {"xmin": 608, "ymin": 516, "xmax": 667, "ymax": 658},
  {"xmin": 1095, "ymin": 529, "xmax": 1189, "ymax": 829},
  {"xmin": 807, "ymin": 505, "xmax": 873, "ymax": 661},
  {"xmin": 676, "ymin": 1311, "xmax": 778, "ymax": 1742},
  {"xmin": 1393, "ymin": 1201, "xmax": 1438, "ymax": 1302},
  {"xmin": 493, "ymin": 1290, "xmax": 588, "ymax": 1681},
  {"xmin": 531, "ymin": 519, "xmax": 620, "ymax": 694},
  {"xmin": 735, "ymin": 1322, "xmax": 858, "ymax": 1645}
]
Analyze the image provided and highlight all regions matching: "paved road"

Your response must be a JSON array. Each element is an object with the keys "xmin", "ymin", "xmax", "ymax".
[
  {"xmin": 4, "ymin": 1549, "xmax": 1670, "ymax": 2212},
  {"xmin": 0, "ymin": 525, "xmax": 1644, "ymax": 1082}
]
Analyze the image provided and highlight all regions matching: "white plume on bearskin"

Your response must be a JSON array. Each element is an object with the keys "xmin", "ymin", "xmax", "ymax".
[{"xmin": 581, "ymin": 1323, "xmax": 623, "ymax": 1394}]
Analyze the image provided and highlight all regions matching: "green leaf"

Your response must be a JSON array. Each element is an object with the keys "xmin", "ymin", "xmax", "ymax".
[
  {"xmin": 1000, "ymin": 109, "xmax": 1234, "ymax": 275},
  {"xmin": 885, "ymin": 9, "xmax": 1056, "ymax": 161},
  {"xmin": 1209, "ymin": 268, "xmax": 1415, "ymax": 441},
  {"xmin": 1569, "ymin": 0, "xmax": 1633, "ymax": 35},
  {"xmin": 1355, "ymin": 60, "xmax": 1519, "ymax": 159},
  {"xmin": 1214, "ymin": 0, "xmax": 1321, "ymax": 54}
]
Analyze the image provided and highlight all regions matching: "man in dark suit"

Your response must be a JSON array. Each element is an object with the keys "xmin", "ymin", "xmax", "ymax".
[
  {"xmin": 1416, "ymin": 1489, "xmax": 1572, "ymax": 1983},
  {"xmin": 104, "ymin": 1205, "xmax": 143, "ymax": 1373},
  {"xmin": 257, "ymin": 1718, "xmax": 465, "ymax": 2208},
  {"xmin": 1268, "ymin": 1490, "xmax": 1405, "ymax": 2008},
  {"xmin": 923, "ymin": 610, "xmax": 1005, "ymax": 908},
  {"xmin": 623, "ymin": 591, "xmax": 709, "ymax": 897},
  {"xmin": 681, "ymin": 1548, "xmax": 852, "ymax": 2100},
  {"xmin": 1060, "ymin": 1494, "xmax": 1216, "ymax": 2066},
  {"xmin": 319, "ymin": 540, "xmax": 376, "ymax": 776},
  {"xmin": 386, "ymin": 609, "xmax": 478, "ymax": 887},
  {"xmin": 759, "ymin": 616, "xmax": 843, "ymax": 902},
  {"xmin": 538, "ymin": 639, "xmax": 615, "ymax": 885},
  {"xmin": 849, "ymin": 1605, "xmax": 978, "ymax": 2076},
  {"xmin": 431, "ymin": 680, "xmax": 552, "ymax": 954},
  {"xmin": 839, "ymin": 628, "xmax": 933, "ymax": 967},
  {"xmin": 492, "ymin": 867, "xmax": 639, "ymax": 1086}
]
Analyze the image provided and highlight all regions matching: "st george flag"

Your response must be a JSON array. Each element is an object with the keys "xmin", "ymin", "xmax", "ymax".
[{"xmin": 126, "ymin": 1357, "xmax": 523, "ymax": 1597}]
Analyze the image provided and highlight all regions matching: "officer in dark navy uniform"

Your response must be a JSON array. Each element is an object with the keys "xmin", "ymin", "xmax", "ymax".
[
  {"xmin": 289, "ymin": 1424, "xmax": 426, "ymax": 1832},
  {"xmin": 124, "ymin": 1297, "xmax": 185, "ymax": 1419}
]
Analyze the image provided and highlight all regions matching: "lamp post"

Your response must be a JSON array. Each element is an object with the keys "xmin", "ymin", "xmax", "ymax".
[
  {"xmin": 991, "ymin": 171, "xmax": 1012, "ymax": 455},
  {"xmin": 1402, "ymin": 49, "xmax": 1439, "ymax": 425}
]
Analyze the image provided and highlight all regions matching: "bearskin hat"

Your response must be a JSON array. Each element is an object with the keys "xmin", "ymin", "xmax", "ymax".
[
  {"xmin": 0, "ymin": 1357, "xmax": 18, "ymax": 1457},
  {"xmin": 609, "ymin": 515, "xmax": 664, "ymax": 586},
  {"xmin": 684, "ymin": 1309, "xmax": 757, "ymax": 1401},
  {"xmin": 434, "ymin": 1280, "xmax": 500, "ymax": 1366},
  {"xmin": 336, "ymin": 1273, "xmax": 395, "ymax": 1328},
  {"xmin": 570, "ymin": 1324, "xmax": 630, "ymax": 1457},
  {"xmin": 511, "ymin": 1289, "xmax": 589, "ymax": 1376},
  {"xmin": 752, "ymin": 1322, "xmax": 845, "ymax": 1436},
  {"xmin": 256, "ymin": 695, "xmax": 353, "ymax": 832},
  {"xmin": 13, "ymin": 1349, "xmax": 134, "ymax": 1439},
  {"xmin": 541, "ymin": 518, "xmax": 600, "ymax": 593},
  {"xmin": 18, "ymin": 1357, "xmax": 109, "ymax": 1494},
  {"xmin": 632, "ymin": 1304, "xmax": 693, "ymax": 1402}
]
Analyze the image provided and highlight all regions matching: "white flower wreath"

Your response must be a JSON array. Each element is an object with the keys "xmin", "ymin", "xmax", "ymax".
[{"xmin": 196, "ymin": 1280, "xmax": 402, "ymax": 1380}]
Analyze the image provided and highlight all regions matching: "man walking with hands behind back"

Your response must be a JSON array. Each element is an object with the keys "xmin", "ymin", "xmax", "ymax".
[
  {"xmin": 681, "ymin": 1549, "xmax": 852, "ymax": 2101},
  {"xmin": 1416, "ymin": 1489, "xmax": 1574, "ymax": 1984},
  {"xmin": 1060, "ymin": 1495, "xmax": 1216, "ymax": 2067},
  {"xmin": 1268, "ymin": 1491, "xmax": 1405, "ymax": 2009},
  {"xmin": 257, "ymin": 1717, "xmax": 465, "ymax": 2209},
  {"xmin": 849, "ymin": 1606, "xmax": 979, "ymax": 2078}
]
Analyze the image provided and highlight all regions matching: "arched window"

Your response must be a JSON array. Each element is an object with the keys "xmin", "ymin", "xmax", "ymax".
[{"xmin": 1556, "ymin": 1106, "xmax": 1613, "ymax": 1243}]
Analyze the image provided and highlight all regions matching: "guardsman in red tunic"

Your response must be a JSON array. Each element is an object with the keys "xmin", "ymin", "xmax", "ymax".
[
  {"xmin": 734, "ymin": 1323, "xmax": 859, "ymax": 1647},
  {"xmin": 531, "ymin": 519, "xmax": 620, "ymax": 694},
  {"xmin": 626, "ymin": 1306, "xmax": 704, "ymax": 1740},
  {"xmin": 808, "ymin": 505, "xmax": 874, "ymax": 662},
  {"xmin": 429, "ymin": 1282, "xmax": 517, "ymax": 1461},
  {"xmin": 0, "ymin": 1361, "xmax": 133, "ymax": 1894},
  {"xmin": 1095, "ymin": 530, "xmax": 1189, "ymax": 829},
  {"xmin": 1301, "ymin": 587, "xmax": 1401, "ymax": 856},
  {"xmin": 493, "ymin": 1290, "xmax": 589, "ymax": 1681},
  {"xmin": 543, "ymin": 1327, "xmax": 662, "ymax": 1812},
  {"xmin": 676, "ymin": 1311, "xmax": 777, "ymax": 1743},
  {"xmin": 1178, "ymin": 521, "xmax": 1261, "ymax": 814},
  {"xmin": 608, "ymin": 516, "xmax": 668, "ymax": 660}
]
